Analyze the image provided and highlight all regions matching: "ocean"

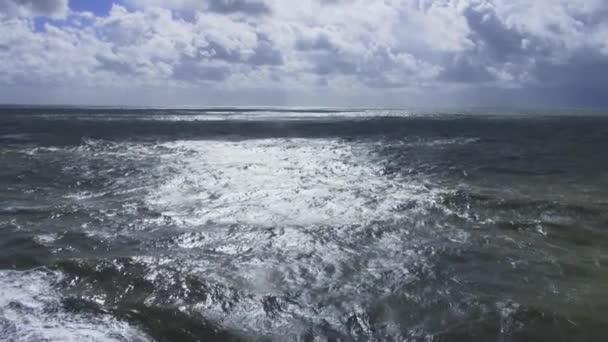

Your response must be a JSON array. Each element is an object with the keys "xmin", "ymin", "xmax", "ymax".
[{"xmin": 0, "ymin": 106, "xmax": 607, "ymax": 341}]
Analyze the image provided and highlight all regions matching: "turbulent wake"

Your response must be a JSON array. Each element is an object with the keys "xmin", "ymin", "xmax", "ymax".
[{"xmin": 1, "ymin": 107, "xmax": 607, "ymax": 341}]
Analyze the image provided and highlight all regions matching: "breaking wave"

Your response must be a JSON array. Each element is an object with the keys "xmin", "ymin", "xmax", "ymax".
[{"xmin": 0, "ymin": 269, "xmax": 149, "ymax": 341}]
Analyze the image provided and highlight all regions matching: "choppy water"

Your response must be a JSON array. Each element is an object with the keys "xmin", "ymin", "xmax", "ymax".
[{"xmin": 1, "ymin": 107, "xmax": 607, "ymax": 341}]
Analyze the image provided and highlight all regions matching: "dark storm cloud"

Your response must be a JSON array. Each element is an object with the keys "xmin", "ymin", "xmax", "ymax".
[
  {"xmin": 248, "ymin": 34, "xmax": 283, "ymax": 66},
  {"xmin": 535, "ymin": 50, "xmax": 608, "ymax": 88},
  {"xmin": 203, "ymin": 41, "xmax": 243, "ymax": 63},
  {"xmin": 95, "ymin": 54, "xmax": 139, "ymax": 75},
  {"xmin": 249, "ymin": 41, "xmax": 283, "ymax": 65},
  {"xmin": 463, "ymin": 4, "xmax": 526, "ymax": 62},
  {"xmin": 199, "ymin": 36, "xmax": 283, "ymax": 66},
  {"xmin": 172, "ymin": 59, "xmax": 231, "ymax": 82},
  {"xmin": 15, "ymin": 0, "xmax": 63, "ymax": 13},
  {"xmin": 435, "ymin": 3, "xmax": 529, "ymax": 84},
  {"xmin": 295, "ymin": 34, "xmax": 335, "ymax": 52},
  {"xmin": 207, "ymin": 0, "xmax": 271, "ymax": 16},
  {"xmin": 436, "ymin": 0, "xmax": 608, "ymax": 102},
  {"xmin": 318, "ymin": 0, "xmax": 354, "ymax": 5},
  {"xmin": 567, "ymin": 7, "xmax": 608, "ymax": 27},
  {"xmin": 0, "ymin": 0, "xmax": 67, "ymax": 17},
  {"xmin": 294, "ymin": 32, "xmax": 357, "ymax": 75},
  {"xmin": 311, "ymin": 53, "xmax": 357, "ymax": 75},
  {"xmin": 439, "ymin": 56, "xmax": 495, "ymax": 83}
]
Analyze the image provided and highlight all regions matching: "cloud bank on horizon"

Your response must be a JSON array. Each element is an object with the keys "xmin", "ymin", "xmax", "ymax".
[{"xmin": 0, "ymin": 0, "xmax": 607, "ymax": 107}]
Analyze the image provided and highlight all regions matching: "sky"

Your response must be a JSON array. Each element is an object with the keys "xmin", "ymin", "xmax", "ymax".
[{"xmin": 0, "ymin": 0, "xmax": 607, "ymax": 108}]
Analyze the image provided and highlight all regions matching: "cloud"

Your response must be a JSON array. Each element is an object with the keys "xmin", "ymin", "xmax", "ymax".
[
  {"xmin": 207, "ymin": 0, "xmax": 271, "ymax": 16},
  {"xmin": 127, "ymin": 0, "xmax": 271, "ymax": 16},
  {"xmin": 248, "ymin": 36, "xmax": 283, "ymax": 65},
  {"xmin": 173, "ymin": 59, "xmax": 231, "ymax": 82},
  {"xmin": 0, "ymin": 0, "xmax": 607, "ymax": 106},
  {"xmin": 0, "ymin": 0, "xmax": 68, "ymax": 18},
  {"xmin": 463, "ymin": 2, "xmax": 526, "ymax": 62}
]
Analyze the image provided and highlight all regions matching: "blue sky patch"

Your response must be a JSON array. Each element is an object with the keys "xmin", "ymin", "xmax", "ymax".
[{"xmin": 69, "ymin": 0, "xmax": 115, "ymax": 16}]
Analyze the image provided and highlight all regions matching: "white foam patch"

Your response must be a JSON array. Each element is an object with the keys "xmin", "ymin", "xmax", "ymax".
[
  {"xmin": 34, "ymin": 233, "xmax": 58, "ymax": 245},
  {"xmin": 0, "ymin": 269, "xmax": 149, "ymax": 342},
  {"xmin": 147, "ymin": 139, "xmax": 445, "ymax": 227},
  {"xmin": 142, "ymin": 138, "xmax": 454, "ymax": 294}
]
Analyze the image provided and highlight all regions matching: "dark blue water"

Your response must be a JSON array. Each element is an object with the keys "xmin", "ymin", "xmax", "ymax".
[{"xmin": 1, "ymin": 107, "xmax": 607, "ymax": 341}]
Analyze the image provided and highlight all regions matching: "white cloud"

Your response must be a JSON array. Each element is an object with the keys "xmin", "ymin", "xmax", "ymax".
[
  {"xmin": 0, "ymin": 0, "xmax": 607, "ymax": 106},
  {"xmin": 0, "ymin": 17, "xmax": 102, "ymax": 85}
]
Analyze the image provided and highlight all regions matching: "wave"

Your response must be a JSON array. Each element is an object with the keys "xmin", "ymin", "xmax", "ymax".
[
  {"xmin": 1, "ymin": 113, "xmax": 491, "ymax": 144},
  {"xmin": 145, "ymin": 139, "xmax": 450, "ymax": 227},
  {"xmin": 56, "ymin": 253, "xmax": 431, "ymax": 340},
  {"xmin": 0, "ymin": 133, "xmax": 35, "ymax": 143},
  {"xmin": 0, "ymin": 206, "xmax": 56, "ymax": 216},
  {"xmin": 3, "ymin": 114, "xmax": 607, "ymax": 340},
  {"xmin": 440, "ymin": 189, "xmax": 603, "ymax": 218},
  {"xmin": 0, "ymin": 268, "xmax": 149, "ymax": 341}
]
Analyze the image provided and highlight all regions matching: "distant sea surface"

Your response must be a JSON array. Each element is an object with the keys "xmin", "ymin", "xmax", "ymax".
[{"xmin": 1, "ymin": 107, "xmax": 607, "ymax": 341}]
